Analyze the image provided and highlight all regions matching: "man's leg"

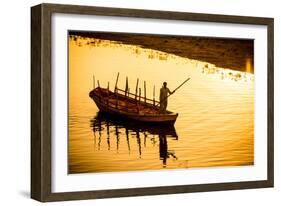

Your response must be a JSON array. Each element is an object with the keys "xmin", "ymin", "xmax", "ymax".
[
  {"xmin": 163, "ymin": 101, "xmax": 168, "ymax": 113},
  {"xmin": 159, "ymin": 103, "xmax": 164, "ymax": 113}
]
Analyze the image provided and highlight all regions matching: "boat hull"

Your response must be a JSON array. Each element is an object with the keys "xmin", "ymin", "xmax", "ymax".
[{"xmin": 90, "ymin": 88, "xmax": 178, "ymax": 125}]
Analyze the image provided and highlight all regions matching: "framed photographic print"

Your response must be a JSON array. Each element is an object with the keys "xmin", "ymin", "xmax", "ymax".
[{"xmin": 31, "ymin": 3, "xmax": 274, "ymax": 202}]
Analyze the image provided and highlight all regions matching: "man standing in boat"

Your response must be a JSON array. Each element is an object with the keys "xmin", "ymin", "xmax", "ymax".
[{"xmin": 159, "ymin": 82, "xmax": 173, "ymax": 113}]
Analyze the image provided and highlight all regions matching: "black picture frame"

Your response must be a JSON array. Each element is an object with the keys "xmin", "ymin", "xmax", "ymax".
[{"xmin": 31, "ymin": 3, "xmax": 274, "ymax": 202}]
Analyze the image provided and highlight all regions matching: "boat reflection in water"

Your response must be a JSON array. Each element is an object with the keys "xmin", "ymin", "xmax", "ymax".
[{"xmin": 90, "ymin": 112, "xmax": 179, "ymax": 168}]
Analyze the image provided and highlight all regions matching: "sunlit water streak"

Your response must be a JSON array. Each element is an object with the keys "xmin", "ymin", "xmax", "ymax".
[{"xmin": 68, "ymin": 37, "xmax": 254, "ymax": 173}]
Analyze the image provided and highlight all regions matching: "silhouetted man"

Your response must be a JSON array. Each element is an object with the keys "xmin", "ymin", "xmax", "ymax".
[{"xmin": 159, "ymin": 82, "xmax": 173, "ymax": 113}]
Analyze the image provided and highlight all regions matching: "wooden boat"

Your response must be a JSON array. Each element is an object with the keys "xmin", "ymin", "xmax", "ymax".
[{"xmin": 89, "ymin": 87, "xmax": 178, "ymax": 125}]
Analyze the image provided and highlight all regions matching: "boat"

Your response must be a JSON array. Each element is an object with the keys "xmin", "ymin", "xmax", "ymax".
[
  {"xmin": 89, "ymin": 87, "xmax": 178, "ymax": 125},
  {"xmin": 89, "ymin": 73, "xmax": 190, "ymax": 125}
]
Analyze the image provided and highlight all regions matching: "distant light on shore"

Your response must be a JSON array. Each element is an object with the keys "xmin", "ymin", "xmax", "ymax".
[{"xmin": 246, "ymin": 58, "xmax": 252, "ymax": 73}]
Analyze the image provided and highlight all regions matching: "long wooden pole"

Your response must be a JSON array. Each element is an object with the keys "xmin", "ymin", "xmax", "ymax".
[
  {"xmin": 173, "ymin": 77, "xmax": 191, "ymax": 94},
  {"xmin": 139, "ymin": 88, "xmax": 141, "ymax": 103},
  {"xmin": 153, "ymin": 85, "xmax": 155, "ymax": 105},
  {"xmin": 135, "ymin": 78, "xmax": 139, "ymax": 99},
  {"xmin": 97, "ymin": 80, "xmax": 101, "ymax": 101},
  {"xmin": 93, "ymin": 75, "xmax": 95, "ymax": 89},
  {"xmin": 114, "ymin": 72, "xmax": 120, "ymax": 92},
  {"xmin": 125, "ymin": 76, "xmax": 128, "ymax": 97},
  {"xmin": 144, "ymin": 81, "xmax": 146, "ymax": 103}
]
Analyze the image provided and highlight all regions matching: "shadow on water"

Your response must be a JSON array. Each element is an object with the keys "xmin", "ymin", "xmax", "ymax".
[{"xmin": 90, "ymin": 112, "xmax": 179, "ymax": 168}]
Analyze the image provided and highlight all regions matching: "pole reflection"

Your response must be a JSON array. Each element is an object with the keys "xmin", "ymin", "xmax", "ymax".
[{"xmin": 90, "ymin": 112, "xmax": 179, "ymax": 168}]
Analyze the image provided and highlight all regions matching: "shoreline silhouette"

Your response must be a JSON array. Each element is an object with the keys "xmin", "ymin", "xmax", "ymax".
[{"xmin": 69, "ymin": 31, "xmax": 254, "ymax": 73}]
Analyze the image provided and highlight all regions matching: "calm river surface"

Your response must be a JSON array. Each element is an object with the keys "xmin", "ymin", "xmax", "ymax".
[{"xmin": 68, "ymin": 36, "xmax": 254, "ymax": 173}]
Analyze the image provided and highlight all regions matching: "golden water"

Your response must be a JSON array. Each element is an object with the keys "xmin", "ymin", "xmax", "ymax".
[{"xmin": 68, "ymin": 36, "xmax": 254, "ymax": 173}]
